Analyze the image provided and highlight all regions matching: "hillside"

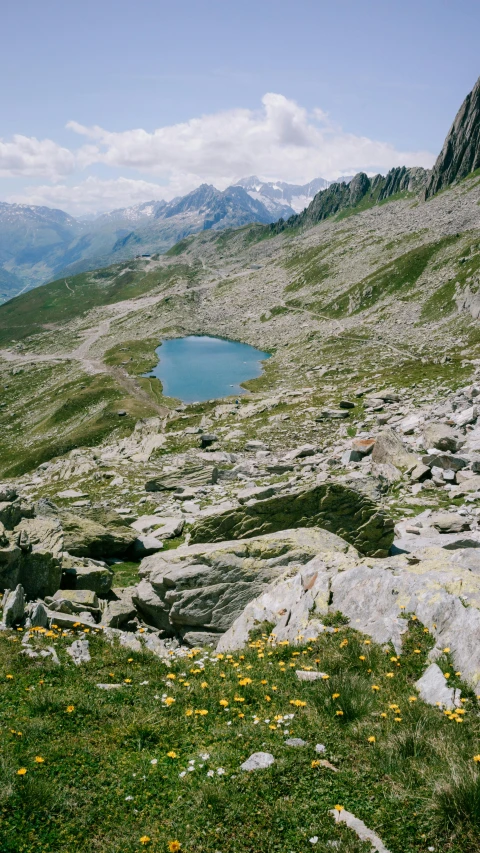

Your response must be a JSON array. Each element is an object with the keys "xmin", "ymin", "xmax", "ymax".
[{"xmin": 1, "ymin": 76, "xmax": 480, "ymax": 853}]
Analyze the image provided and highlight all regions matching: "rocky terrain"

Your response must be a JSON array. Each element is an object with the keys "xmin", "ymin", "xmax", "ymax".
[{"xmin": 1, "ymin": 77, "xmax": 480, "ymax": 853}]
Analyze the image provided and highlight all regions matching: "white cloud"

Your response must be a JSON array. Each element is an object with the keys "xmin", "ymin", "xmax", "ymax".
[
  {"xmin": 0, "ymin": 134, "xmax": 78, "ymax": 179},
  {"xmin": 67, "ymin": 93, "xmax": 435, "ymax": 189},
  {"xmin": 7, "ymin": 176, "xmax": 167, "ymax": 216},
  {"xmin": 2, "ymin": 94, "xmax": 436, "ymax": 213}
]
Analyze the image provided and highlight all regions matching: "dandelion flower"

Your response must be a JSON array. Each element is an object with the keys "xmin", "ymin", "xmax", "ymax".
[
  {"xmin": 164, "ymin": 697, "xmax": 175, "ymax": 706},
  {"xmin": 17, "ymin": 768, "xmax": 27, "ymax": 776},
  {"xmin": 140, "ymin": 837, "xmax": 151, "ymax": 845},
  {"xmin": 34, "ymin": 756, "xmax": 44, "ymax": 763},
  {"xmin": 185, "ymin": 710, "xmax": 193, "ymax": 717},
  {"xmin": 167, "ymin": 751, "xmax": 178, "ymax": 759},
  {"xmin": 124, "ymin": 679, "xmax": 132, "ymax": 684},
  {"xmin": 336, "ymin": 710, "xmax": 344, "ymax": 716},
  {"xmin": 371, "ymin": 685, "xmax": 380, "ymax": 691},
  {"xmin": 444, "ymin": 673, "xmax": 450, "ymax": 679},
  {"xmin": 6, "ymin": 674, "xmax": 13, "ymax": 680},
  {"xmin": 367, "ymin": 736, "xmax": 376, "ymax": 743},
  {"xmin": 66, "ymin": 705, "xmax": 75, "ymax": 713},
  {"xmin": 443, "ymin": 647, "xmax": 450, "ymax": 653},
  {"xmin": 219, "ymin": 699, "xmax": 229, "ymax": 707},
  {"xmin": 473, "ymin": 755, "xmax": 480, "ymax": 763},
  {"xmin": 332, "ymin": 693, "xmax": 340, "ymax": 699},
  {"xmin": 334, "ymin": 804, "xmax": 344, "ymax": 812},
  {"xmin": 166, "ymin": 673, "xmax": 176, "ymax": 680}
]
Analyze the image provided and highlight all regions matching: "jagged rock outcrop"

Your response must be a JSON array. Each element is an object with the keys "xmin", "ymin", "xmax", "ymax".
[
  {"xmin": 267, "ymin": 166, "xmax": 429, "ymax": 234},
  {"xmin": 189, "ymin": 482, "xmax": 394, "ymax": 557},
  {"xmin": 425, "ymin": 75, "xmax": 480, "ymax": 198}
]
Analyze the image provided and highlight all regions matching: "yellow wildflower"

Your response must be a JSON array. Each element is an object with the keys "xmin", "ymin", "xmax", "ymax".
[
  {"xmin": 66, "ymin": 705, "xmax": 75, "ymax": 713},
  {"xmin": 367, "ymin": 736, "xmax": 376, "ymax": 743},
  {"xmin": 17, "ymin": 768, "xmax": 27, "ymax": 776},
  {"xmin": 34, "ymin": 756, "xmax": 44, "ymax": 763},
  {"xmin": 167, "ymin": 751, "xmax": 178, "ymax": 759},
  {"xmin": 164, "ymin": 697, "xmax": 175, "ymax": 706},
  {"xmin": 168, "ymin": 841, "xmax": 181, "ymax": 851},
  {"xmin": 140, "ymin": 837, "xmax": 150, "ymax": 846}
]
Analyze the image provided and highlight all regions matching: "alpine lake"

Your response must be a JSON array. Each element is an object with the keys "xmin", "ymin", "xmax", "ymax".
[{"xmin": 145, "ymin": 335, "xmax": 271, "ymax": 403}]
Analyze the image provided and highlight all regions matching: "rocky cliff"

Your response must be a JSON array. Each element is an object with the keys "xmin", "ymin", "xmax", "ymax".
[{"xmin": 425, "ymin": 75, "xmax": 480, "ymax": 198}]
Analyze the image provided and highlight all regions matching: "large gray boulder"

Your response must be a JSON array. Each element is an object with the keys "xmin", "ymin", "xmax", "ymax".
[
  {"xmin": 189, "ymin": 482, "xmax": 394, "ymax": 558},
  {"xmin": 15, "ymin": 517, "xmax": 63, "ymax": 598},
  {"xmin": 101, "ymin": 587, "xmax": 137, "ymax": 629},
  {"xmin": 135, "ymin": 528, "xmax": 357, "ymax": 638},
  {"xmin": 415, "ymin": 663, "xmax": 461, "ymax": 710},
  {"xmin": 422, "ymin": 423, "xmax": 463, "ymax": 453},
  {"xmin": 370, "ymin": 428, "xmax": 417, "ymax": 470},
  {"xmin": 61, "ymin": 513, "xmax": 137, "ymax": 559},
  {"xmin": 145, "ymin": 461, "xmax": 218, "ymax": 492},
  {"xmin": 218, "ymin": 543, "xmax": 480, "ymax": 688}
]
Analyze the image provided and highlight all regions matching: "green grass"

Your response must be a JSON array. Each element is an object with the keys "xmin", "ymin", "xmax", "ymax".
[
  {"xmin": 0, "ymin": 262, "xmax": 199, "ymax": 347},
  {"xmin": 1, "ymin": 617, "xmax": 479, "ymax": 853},
  {"xmin": 104, "ymin": 338, "xmax": 161, "ymax": 375},
  {"xmin": 321, "ymin": 236, "xmax": 462, "ymax": 318}
]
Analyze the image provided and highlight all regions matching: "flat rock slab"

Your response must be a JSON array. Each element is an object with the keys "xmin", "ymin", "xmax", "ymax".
[
  {"xmin": 285, "ymin": 738, "xmax": 307, "ymax": 747},
  {"xmin": 330, "ymin": 809, "xmax": 391, "ymax": 853},
  {"xmin": 67, "ymin": 639, "xmax": 91, "ymax": 665},
  {"xmin": 241, "ymin": 752, "xmax": 275, "ymax": 771},
  {"xmin": 96, "ymin": 683, "xmax": 124, "ymax": 690},
  {"xmin": 190, "ymin": 482, "xmax": 394, "ymax": 557}
]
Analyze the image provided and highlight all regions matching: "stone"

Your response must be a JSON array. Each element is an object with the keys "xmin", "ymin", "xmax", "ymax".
[
  {"xmin": 74, "ymin": 564, "xmax": 114, "ymax": 593},
  {"xmin": 61, "ymin": 513, "xmax": 137, "ymax": 559},
  {"xmin": 132, "ymin": 535, "xmax": 164, "ymax": 557},
  {"xmin": 56, "ymin": 489, "xmax": 89, "ymax": 499},
  {"xmin": 422, "ymin": 423, "xmax": 463, "ymax": 453},
  {"xmin": 330, "ymin": 809, "xmax": 391, "ymax": 853},
  {"xmin": 138, "ymin": 528, "xmax": 355, "ymax": 641},
  {"xmin": 101, "ymin": 588, "xmax": 137, "ymax": 629},
  {"xmin": 316, "ymin": 410, "xmax": 350, "ymax": 420},
  {"xmin": 296, "ymin": 670, "xmax": 328, "ymax": 681},
  {"xmin": 351, "ymin": 438, "xmax": 375, "ymax": 456},
  {"xmin": 237, "ymin": 485, "xmax": 277, "ymax": 504},
  {"xmin": 431, "ymin": 513, "xmax": 471, "ymax": 534},
  {"xmin": 200, "ymin": 434, "xmax": 218, "ymax": 448},
  {"xmin": 14, "ymin": 516, "xmax": 63, "ymax": 599},
  {"xmin": 25, "ymin": 601, "xmax": 49, "ymax": 628},
  {"xmin": 410, "ymin": 463, "xmax": 431, "ymax": 483},
  {"xmin": 53, "ymin": 589, "xmax": 99, "ymax": 608},
  {"xmin": 1, "ymin": 584, "xmax": 25, "ymax": 627},
  {"xmin": 189, "ymin": 481, "xmax": 394, "ymax": 557},
  {"xmin": 285, "ymin": 738, "xmax": 307, "ymax": 747},
  {"xmin": 145, "ymin": 463, "xmax": 218, "ymax": 492},
  {"xmin": 315, "ymin": 744, "xmax": 326, "ymax": 753},
  {"xmin": 97, "ymin": 683, "xmax": 123, "ymax": 690},
  {"xmin": 67, "ymin": 639, "xmax": 91, "ymax": 665},
  {"xmin": 371, "ymin": 428, "xmax": 417, "ymax": 470},
  {"xmin": 132, "ymin": 516, "xmax": 184, "ymax": 538},
  {"xmin": 285, "ymin": 444, "xmax": 317, "ymax": 459},
  {"xmin": 46, "ymin": 610, "xmax": 97, "ymax": 630},
  {"xmin": 339, "ymin": 400, "xmax": 355, "ymax": 409},
  {"xmin": 453, "ymin": 405, "xmax": 478, "ymax": 428},
  {"xmin": 341, "ymin": 449, "xmax": 363, "ymax": 464},
  {"xmin": 0, "ymin": 485, "xmax": 18, "ymax": 502},
  {"xmin": 132, "ymin": 578, "xmax": 171, "ymax": 631},
  {"xmin": 415, "ymin": 663, "xmax": 461, "ymax": 710},
  {"xmin": 240, "ymin": 752, "xmax": 275, "ymax": 771},
  {"xmin": 245, "ymin": 440, "xmax": 268, "ymax": 450},
  {"xmin": 421, "ymin": 452, "xmax": 468, "ymax": 472}
]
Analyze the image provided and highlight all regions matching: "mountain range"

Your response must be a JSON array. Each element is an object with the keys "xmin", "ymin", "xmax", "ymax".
[{"xmin": 0, "ymin": 176, "xmax": 346, "ymax": 303}]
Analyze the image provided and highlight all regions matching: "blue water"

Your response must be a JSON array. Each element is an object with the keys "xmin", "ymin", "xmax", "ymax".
[{"xmin": 146, "ymin": 335, "xmax": 270, "ymax": 403}]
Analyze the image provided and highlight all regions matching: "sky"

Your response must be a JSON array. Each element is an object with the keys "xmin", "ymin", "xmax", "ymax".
[{"xmin": 1, "ymin": 0, "xmax": 479, "ymax": 216}]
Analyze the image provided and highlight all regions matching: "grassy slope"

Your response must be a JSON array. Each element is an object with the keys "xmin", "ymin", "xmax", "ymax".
[{"xmin": 1, "ymin": 619, "xmax": 479, "ymax": 853}]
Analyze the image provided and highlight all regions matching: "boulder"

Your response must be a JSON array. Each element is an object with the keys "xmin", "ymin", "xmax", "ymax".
[
  {"xmin": 189, "ymin": 482, "xmax": 394, "ymax": 557},
  {"xmin": 138, "ymin": 528, "xmax": 357, "ymax": 640},
  {"xmin": 132, "ymin": 535, "xmax": 164, "ymax": 557},
  {"xmin": 25, "ymin": 601, "xmax": 49, "ymax": 628},
  {"xmin": 351, "ymin": 438, "xmax": 376, "ymax": 456},
  {"xmin": 371, "ymin": 428, "xmax": 417, "ymax": 470},
  {"xmin": 101, "ymin": 587, "xmax": 137, "ymax": 629},
  {"xmin": 422, "ymin": 423, "xmax": 463, "ymax": 453},
  {"xmin": 61, "ymin": 513, "xmax": 137, "ymax": 559},
  {"xmin": 453, "ymin": 405, "xmax": 477, "ymax": 428},
  {"xmin": 431, "ymin": 513, "xmax": 471, "ymax": 534},
  {"xmin": 1, "ymin": 584, "xmax": 25, "ymax": 627},
  {"xmin": 421, "ymin": 452, "xmax": 468, "ymax": 472},
  {"xmin": 145, "ymin": 462, "xmax": 218, "ymax": 492},
  {"xmin": 0, "ymin": 485, "xmax": 18, "ymax": 502},
  {"xmin": 15, "ymin": 517, "xmax": 63, "ymax": 599}
]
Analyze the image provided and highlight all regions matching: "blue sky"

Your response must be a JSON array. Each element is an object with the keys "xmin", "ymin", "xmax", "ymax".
[{"xmin": 1, "ymin": 0, "xmax": 479, "ymax": 214}]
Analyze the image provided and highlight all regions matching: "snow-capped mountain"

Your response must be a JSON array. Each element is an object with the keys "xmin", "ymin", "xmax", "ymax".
[{"xmin": 235, "ymin": 175, "xmax": 354, "ymax": 214}]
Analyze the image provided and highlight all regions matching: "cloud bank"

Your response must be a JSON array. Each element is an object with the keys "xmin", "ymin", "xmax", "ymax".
[{"xmin": 4, "ymin": 94, "xmax": 436, "ymax": 215}]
